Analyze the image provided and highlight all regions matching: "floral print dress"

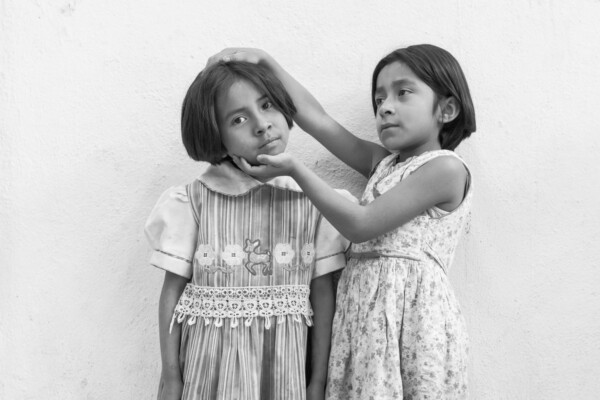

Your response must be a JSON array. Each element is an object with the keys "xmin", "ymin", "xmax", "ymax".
[
  {"xmin": 326, "ymin": 150, "xmax": 472, "ymax": 400},
  {"xmin": 145, "ymin": 161, "xmax": 350, "ymax": 400}
]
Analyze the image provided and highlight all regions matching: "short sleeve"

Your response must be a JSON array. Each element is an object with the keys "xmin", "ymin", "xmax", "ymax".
[
  {"xmin": 144, "ymin": 186, "xmax": 198, "ymax": 279},
  {"xmin": 313, "ymin": 189, "xmax": 355, "ymax": 279}
]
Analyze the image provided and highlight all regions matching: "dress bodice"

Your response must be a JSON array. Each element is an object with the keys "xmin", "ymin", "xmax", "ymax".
[{"xmin": 350, "ymin": 150, "xmax": 472, "ymax": 273}]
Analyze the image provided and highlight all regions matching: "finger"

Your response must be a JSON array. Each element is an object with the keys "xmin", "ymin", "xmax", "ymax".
[
  {"xmin": 224, "ymin": 50, "xmax": 243, "ymax": 63},
  {"xmin": 256, "ymin": 154, "xmax": 275, "ymax": 165},
  {"xmin": 207, "ymin": 52, "xmax": 225, "ymax": 67},
  {"xmin": 238, "ymin": 157, "xmax": 254, "ymax": 171},
  {"xmin": 222, "ymin": 50, "xmax": 261, "ymax": 64},
  {"xmin": 231, "ymin": 155, "xmax": 242, "ymax": 168},
  {"xmin": 207, "ymin": 50, "xmax": 230, "ymax": 66},
  {"xmin": 232, "ymin": 155, "xmax": 252, "ymax": 172}
]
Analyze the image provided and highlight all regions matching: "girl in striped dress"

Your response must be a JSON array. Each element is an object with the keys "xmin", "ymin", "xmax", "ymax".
[{"xmin": 145, "ymin": 61, "xmax": 350, "ymax": 400}]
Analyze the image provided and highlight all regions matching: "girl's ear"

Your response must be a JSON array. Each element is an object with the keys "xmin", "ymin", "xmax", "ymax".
[{"xmin": 439, "ymin": 97, "xmax": 461, "ymax": 124}]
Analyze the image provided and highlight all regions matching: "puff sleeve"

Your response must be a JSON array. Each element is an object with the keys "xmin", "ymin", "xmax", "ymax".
[
  {"xmin": 313, "ymin": 189, "xmax": 356, "ymax": 279},
  {"xmin": 144, "ymin": 185, "xmax": 198, "ymax": 279}
]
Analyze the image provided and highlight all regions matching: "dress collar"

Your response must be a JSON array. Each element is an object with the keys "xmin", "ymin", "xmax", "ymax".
[{"xmin": 197, "ymin": 160, "xmax": 303, "ymax": 196}]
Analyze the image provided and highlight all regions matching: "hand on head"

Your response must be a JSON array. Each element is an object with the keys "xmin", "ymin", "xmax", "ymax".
[
  {"xmin": 232, "ymin": 152, "xmax": 297, "ymax": 180},
  {"xmin": 206, "ymin": 47, "xmax": 267, "ymax": 67}
]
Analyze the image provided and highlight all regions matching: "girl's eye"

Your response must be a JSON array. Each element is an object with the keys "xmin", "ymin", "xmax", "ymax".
[
  {"xmin": 232, "ymin": 116, "xmax": 247, "ymax": 125},
  {"xmin": 398, "ymin": 89, "xmax": 411, "ymax": 96},
  {"xmin": 262, "ymin": 100, "xmax": 273, "ymax": 110},
  {"xmin": 374, "ymin": 98, "xmax": 384, "ymax": 107}
]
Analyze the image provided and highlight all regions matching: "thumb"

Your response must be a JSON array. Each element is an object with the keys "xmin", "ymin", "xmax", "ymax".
[{"xmin": 256, "ymin": 154, "xmax": 276, "ymax": 165}]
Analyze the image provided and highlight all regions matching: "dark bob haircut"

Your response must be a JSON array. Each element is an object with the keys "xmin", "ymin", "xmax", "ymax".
[
  {"xmin": 371, "ymin": 44, "xmax": 476, "ymax": 151},
  {"xmin": 181, "ymin": 61, "xmax": 297, "ymax": 164}
]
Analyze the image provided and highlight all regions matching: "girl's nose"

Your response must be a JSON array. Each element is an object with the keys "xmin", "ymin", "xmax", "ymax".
[
  {"xmin": 378, "ymin": 99, "xmax": 394, "ymax": 117},
  {"xmin": 255, "ymin": 118, "xmax": 272, "ymax": 136}
]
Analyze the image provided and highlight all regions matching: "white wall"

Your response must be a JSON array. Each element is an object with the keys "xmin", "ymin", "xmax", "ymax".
[{"xmin": 2, "ymin": 1, "xmax": 599, "ymax": 398}]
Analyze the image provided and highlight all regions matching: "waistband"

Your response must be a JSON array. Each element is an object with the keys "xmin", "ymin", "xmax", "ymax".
[
  {"xmin": 348, "ymin": 250, "xmax": 423, "ymax": 261},
  {"xmin": 348, "ymin": 247, "xmax": 448, "ymax": 274},
  {"xmin": 170, "ymin": 283, "xmax": 313, "ymax": 332}
]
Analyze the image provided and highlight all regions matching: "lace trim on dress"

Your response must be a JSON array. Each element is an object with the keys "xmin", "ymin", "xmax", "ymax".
[{"xmin": 170, "ymin": 284, "xmax": 313, "ymax": 332}]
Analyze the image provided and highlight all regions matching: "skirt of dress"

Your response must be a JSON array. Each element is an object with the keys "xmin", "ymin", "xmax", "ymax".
[
  {"xmin": 326, "ymin": 256, "xmax": 469, "ymax": 400},
  {"xmin": 177, "ymin": 315, "xmax": 308, "ymax": 400}
]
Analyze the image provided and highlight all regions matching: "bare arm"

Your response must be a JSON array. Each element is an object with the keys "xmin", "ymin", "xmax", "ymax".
[
  {"xmin": 260, "ymin": 54, "xmax": 389, "ymax": 177},
  {"xmin": 208, "ymin": 48, "xmax": 390, "ymax": 177},
  {"xmin": 235, "ymin": 154, "xmax": 467, "ymax": 243},
  {"xmin": 157, "ymin": 271, "xmax": 189, "ymax": 400},
  {"xmin": 306, "ymin": 273, "xmax": 335, "ymax": 399}
]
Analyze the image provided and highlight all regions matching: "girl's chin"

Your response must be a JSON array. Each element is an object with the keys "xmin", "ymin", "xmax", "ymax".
[
  {"xmin": 233, "ymin": 148, "xmax": 286, "ymax": 166},
  {"xmin": 259, "ymin": 148, "xmax": 286, "ymax": 158}
]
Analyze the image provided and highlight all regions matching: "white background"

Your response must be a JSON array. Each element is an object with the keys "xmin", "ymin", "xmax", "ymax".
[{"xmin": 1, "ymin": 0, "xmax": 599, "ymax": 398}]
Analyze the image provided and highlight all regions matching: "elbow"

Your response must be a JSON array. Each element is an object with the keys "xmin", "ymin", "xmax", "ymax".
[
  {"xmin": 343, "ymin": 214, "xmax": 383, "ymax": 243},
  {"xmin": 343, "ymin": 222, "xmax": 374, "ymax": 244},
  {"xmin": 337, "ymin": 214, "xmax": 370, "ymax": 243},
  {"xmin": 346, "ymin": 232, "xmax": 371, "ymax": 244},
  {"xmin": 333, "ymin": 208, "xmax": 379, "ymax": 243}
]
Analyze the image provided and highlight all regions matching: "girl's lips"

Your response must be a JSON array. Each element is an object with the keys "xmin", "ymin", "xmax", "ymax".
[
  {"xmin": 380, "ymin": 123, "xmax": 398, "ymax": 131},
  {"xmin": 260, "ymin": 138, "xmax": 279, "ymax": 148}
]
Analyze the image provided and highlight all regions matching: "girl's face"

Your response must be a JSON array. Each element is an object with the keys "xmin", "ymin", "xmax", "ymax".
[
  {"xmin": 374, "ymin": 61, "xmax": 442, "ymax": 158},
  {"xmin": 217, "ymin": 79, "xmax": 290, "ymax": 165}
]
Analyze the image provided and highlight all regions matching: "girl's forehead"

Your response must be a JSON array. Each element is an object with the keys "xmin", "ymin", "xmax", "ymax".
[
  {"xmin": 376, "ymin": 61, "xmax": 418, "ymax": 85},
  {"xmin": 225, "ymin": 79, "xmax": 261, "ymax": 95},
  {"xmin": 218, "ymin": 79, "xmax": 263, "ymax": 105}
]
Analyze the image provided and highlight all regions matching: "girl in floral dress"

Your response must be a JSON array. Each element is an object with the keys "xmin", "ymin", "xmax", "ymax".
[
  {"xmin": 215, "ymin": 45, "xmax": 476, "ymax": 399},
  {"xmin": 145, "ymin": 61, "xmax": 350, "ymax": 400}
]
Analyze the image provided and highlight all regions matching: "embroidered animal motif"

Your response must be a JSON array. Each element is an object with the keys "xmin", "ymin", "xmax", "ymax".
[{"xmin": 243, "ymin": 239, "xmax": 272, "ymax": 276}]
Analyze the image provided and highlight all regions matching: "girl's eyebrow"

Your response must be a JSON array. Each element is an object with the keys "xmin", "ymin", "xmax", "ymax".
[
  {"xmin": 375, "ymin": 79, "xmax": 417, "ymax": 93},
  {"xmin": 256, "ymin": 94, "xmax": 269, "ymax": 103},
  {"xmin": 222, "ymin": 95, "xmax": 269, "ymax": 120},
  {"xmin": 223, "ymin": 106, "xmax": 248, "ymax": 120}
]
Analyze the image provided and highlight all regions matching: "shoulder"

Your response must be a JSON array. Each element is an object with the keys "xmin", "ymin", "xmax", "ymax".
[
  {"xmin": 157, "ymin": 185, "xmax": 189, "ymax": 201},
  {"xmin": 410, "ymin": 151, "xmax": 467, "ymax": 180},
  {"xmin": 422, "ymin": 154, "xmax": 466, "ymax": 175},
  {"xmin": 145, "ymin": 185, "xmax": 197, "ymax": 278},
  {"xmin": 146, "ymin": 185, "xmax": 194, "ymax": 225},
  {"xmin": 409, "ymin": 155, "xmax": 467, "ymax": 192},
  {"xmin": 409, "ymin": 153, "xmax": 469, "ymax": 209}
]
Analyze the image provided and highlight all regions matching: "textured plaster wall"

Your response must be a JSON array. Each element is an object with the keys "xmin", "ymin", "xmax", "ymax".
[{"xmin": 1, "ymin": 0, "xmax": 599, "ymax": 399}]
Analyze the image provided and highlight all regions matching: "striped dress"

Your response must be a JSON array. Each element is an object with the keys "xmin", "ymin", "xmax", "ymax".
[{"xmin": 145, "ymin": 161, "xmax": 349, "ymax": 400}]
